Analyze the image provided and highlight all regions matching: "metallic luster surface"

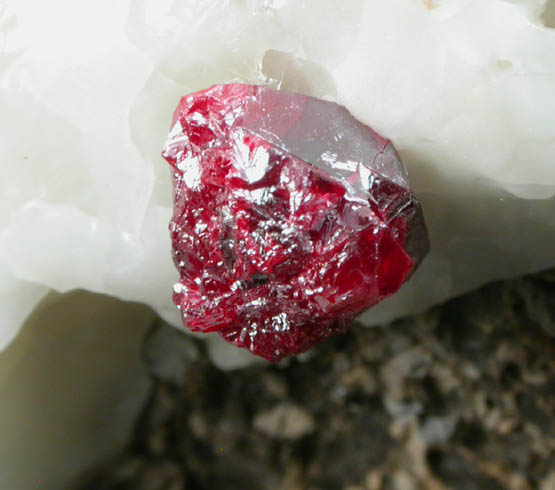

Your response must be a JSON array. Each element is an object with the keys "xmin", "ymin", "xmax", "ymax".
[{"xmin": 162, "ymin": 84, "xmax": 429, "ymax": 361}]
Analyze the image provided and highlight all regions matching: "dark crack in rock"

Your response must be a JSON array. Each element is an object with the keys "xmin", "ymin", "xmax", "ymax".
[{"xmin": 72, "ymin": 269, "xmax": 555, "ymax": 490}]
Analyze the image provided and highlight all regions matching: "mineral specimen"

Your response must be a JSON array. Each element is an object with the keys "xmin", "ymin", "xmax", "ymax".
[
  {"xmin": 3, "ymin": 1, "xmax": 555, "ymax": 364},
  {"xmin": 162, "ymin": 84, "xmax": 429, "ymax": 361}
]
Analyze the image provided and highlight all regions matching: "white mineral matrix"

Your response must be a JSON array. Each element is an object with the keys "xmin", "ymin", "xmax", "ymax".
[{"xmin": 1, "ymin": 0, "xmax": 555, "ymax": 356}]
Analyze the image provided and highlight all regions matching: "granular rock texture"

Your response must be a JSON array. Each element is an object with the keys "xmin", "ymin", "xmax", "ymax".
[
  {"xmin": 162, "ymin": 84, "xmax": 428, "ymax": 361},
  {"xmin": 73, "ymin": 269, "xmax": 555, "ymax": 490}
]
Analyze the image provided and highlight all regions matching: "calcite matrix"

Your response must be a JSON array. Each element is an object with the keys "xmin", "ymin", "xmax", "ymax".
[{"xmin": 162, "ymin": 84, "xmax": 429, "ymax": 361}]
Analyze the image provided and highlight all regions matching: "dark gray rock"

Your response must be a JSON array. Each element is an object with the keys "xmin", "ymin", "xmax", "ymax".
[{"xmin": 73, "ymin": 269, "xmax": 555, "ymax": 490}]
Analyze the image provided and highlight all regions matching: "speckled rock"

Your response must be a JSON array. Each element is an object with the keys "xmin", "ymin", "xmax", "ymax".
[{"xmin": 72, "ymin": 269, "xmax": 555, "ymax": 490}]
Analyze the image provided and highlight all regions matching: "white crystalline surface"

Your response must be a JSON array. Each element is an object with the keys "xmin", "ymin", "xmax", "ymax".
[{"xmin": 1, "ymin": 0, "xmax": 555, "ymax": 359}]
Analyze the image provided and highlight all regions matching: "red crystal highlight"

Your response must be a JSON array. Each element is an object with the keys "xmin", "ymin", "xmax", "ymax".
[{"xmin": 162, "ymin": 84, "xmax": 429, "ymax": 361}]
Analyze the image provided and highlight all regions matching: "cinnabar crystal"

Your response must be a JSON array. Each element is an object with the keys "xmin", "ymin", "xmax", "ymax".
[{"xmin": 162, "ymin": 84, "xmax": 429, "ymax": 361}]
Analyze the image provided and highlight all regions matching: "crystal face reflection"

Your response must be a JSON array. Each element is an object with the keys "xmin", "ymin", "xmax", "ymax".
[{"xmin": 162, "ymin": 84, "xmax": 429, "ymax": 361}]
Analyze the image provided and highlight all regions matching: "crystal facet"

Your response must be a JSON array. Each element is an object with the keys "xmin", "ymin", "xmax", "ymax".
[{"xmin": 162, "ymin": 84, "xmax": 429, "ymax": 361}]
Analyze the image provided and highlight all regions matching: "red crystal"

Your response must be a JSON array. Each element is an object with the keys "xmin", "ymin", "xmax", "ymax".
[{"xmin": 162, "ymin": 84, "xmax": 429, "ymax": 362}]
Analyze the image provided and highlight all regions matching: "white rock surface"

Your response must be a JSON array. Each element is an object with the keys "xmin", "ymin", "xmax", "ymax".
[
  {"xmin": 1, "ymin": 0, "xmax": 555, "ymax": 360},
  {"xmin": 0, "ymin": 291, "xmax": 152, "ymax": 490}
]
